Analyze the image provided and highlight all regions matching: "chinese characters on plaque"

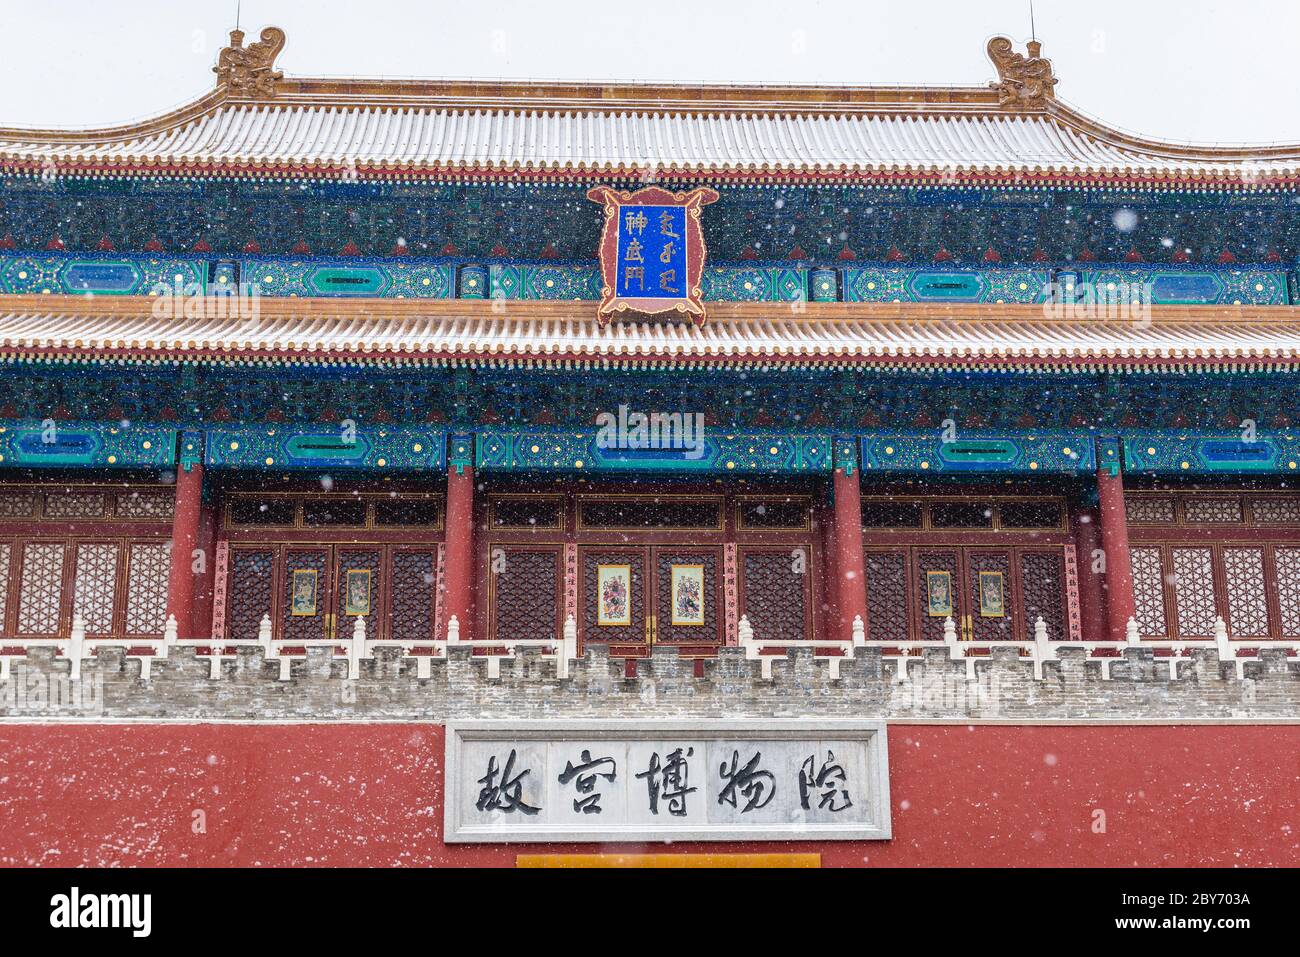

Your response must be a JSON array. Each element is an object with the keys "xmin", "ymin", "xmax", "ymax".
[
  {"xmin": 587, "ymin": 185, "xmax": 719, "ymax": 325},
  {"xmin": 446, "ymin": 721, "xmax": 891, "ymax": 842}
]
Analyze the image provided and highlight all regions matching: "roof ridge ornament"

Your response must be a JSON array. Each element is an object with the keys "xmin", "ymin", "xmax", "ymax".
[
  {"xmin": 214, "ymin": 26, "xmax": 286, "ymax": 97},
  {"xmin": 986, "ymin": 36, "xmax": 1058, "ymax": 108}
]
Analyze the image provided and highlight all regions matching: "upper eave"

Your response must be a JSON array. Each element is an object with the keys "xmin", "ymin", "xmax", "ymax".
[
  {"xmin": 3, "ymin": 31, "xmax": 1300, "ymax": 189},
  {"xmin": 2, "ymin": 295, "xmax": 1300, "ymax": 374}
]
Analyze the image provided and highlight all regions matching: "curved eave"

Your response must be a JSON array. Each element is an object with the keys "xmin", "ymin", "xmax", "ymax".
[
  {"xmin": 3, "ymin": 78, "xmax": 1300, "ymax": 189},
  {"xmin": 1, "ymin": 295, "xmax": 1299, "ymax": 374}
]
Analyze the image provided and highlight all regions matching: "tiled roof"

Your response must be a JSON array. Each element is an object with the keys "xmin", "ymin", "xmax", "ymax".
[
  {"xmin": 3, "ymin": 31, "xmax": 1300, "ymax": 184},
  {"xmin": 3, "ymin": 103, "xmax": 1295, "ymax": 178},
  {"xmin": 3, "ymin": 299, "xmax": 1299, "ymax": 370}
]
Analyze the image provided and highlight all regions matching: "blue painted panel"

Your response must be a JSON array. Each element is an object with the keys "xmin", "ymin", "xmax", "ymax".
[
  {"xmin": 860, "ymin": 431, "xmax": 1095, "ymax": 474},
  {"xmin": 0, "ymin": 421, "xmax": 176, "ymax": 468}
]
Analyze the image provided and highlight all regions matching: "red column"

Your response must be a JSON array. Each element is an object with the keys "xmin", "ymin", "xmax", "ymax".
[
  {"xmin": 166, "ymin": 458, "xmax": 204, "ymax": 640},
  {"xmin": 443, "ymin": 436, "xmax": 475, "ymax": 640},
  {"xmin": 1073, "ymin": 505, "xmax": 1108, "ymax": 643},
  {"xmin": 833, "ymin": 445, "xmax": 868, "ymax": 639},
  {"xmin": 1096, "ymin": 445, "xmax": 1136, "ymax": 641}
]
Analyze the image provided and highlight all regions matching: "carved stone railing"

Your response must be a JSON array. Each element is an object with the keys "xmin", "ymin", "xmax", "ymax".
[
  {"xmin": 0, "ymin": 612, "xmax": 580, "ymax": 683},
  {"xmin": 0, "ymin": 610, "xmax": 1292, "ymax": 691},
  {"xmin": 738, "ymin": 613, "xmax": 1295, "ymax": 684}
]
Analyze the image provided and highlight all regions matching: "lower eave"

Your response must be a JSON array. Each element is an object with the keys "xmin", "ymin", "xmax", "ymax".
[
  {"xmin": 1, "ymin": 295, "xmax": 1299, "ymax": 374},
  {"xmin": 2, "ymin": 158, "xmax": 1296, "ymax": 193}
]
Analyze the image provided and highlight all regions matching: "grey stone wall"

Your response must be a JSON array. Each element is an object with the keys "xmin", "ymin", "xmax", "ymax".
[{"xmin": 1, "ymin": 643, "xmax": 1297, "ymax": 722}]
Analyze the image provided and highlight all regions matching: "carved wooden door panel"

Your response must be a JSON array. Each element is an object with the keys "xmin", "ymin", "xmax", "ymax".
[
  {"xmin": 281, "ymin": 546, "xmax": 331, "ymax": 643},
  {"xmin": 965, "ymin": 549, "xmax": 1014, "ymax": 642},
  {"xmin": 579, "ymin": 547, "xmax": 649, "ymax": 651},
  {"xmin": 652, "ymin": 546, "xmax": 723, "ymax": 648}
]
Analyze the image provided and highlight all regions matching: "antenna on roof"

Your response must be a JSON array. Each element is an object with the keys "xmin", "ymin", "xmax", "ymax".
[
  {"xmin": 1029, "ymin": 0, "xmax": 1037, "ymax": 42},
  {"xmin": 235, "ymin": 0, "xmax": 242, "ymax": 31}
]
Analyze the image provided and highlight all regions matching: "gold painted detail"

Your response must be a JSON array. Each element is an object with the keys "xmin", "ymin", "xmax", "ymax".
[{"xmin": 986, "ymin": 36, "xmax": 1057, "ymax": 108}]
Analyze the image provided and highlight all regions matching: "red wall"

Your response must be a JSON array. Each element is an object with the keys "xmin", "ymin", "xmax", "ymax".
[{"xmin": 0, "ymin": 723, "xmax": 1296, "ymax": 867}]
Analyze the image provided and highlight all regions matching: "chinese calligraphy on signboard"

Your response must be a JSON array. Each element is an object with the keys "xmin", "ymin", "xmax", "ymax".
[
  {"xmin": 445, "ymin": 720, "xmax": 891, "ymax": 842},
  {"xmin": 586, "ymin": 185, "xmax": 719, "ymax": 325}
]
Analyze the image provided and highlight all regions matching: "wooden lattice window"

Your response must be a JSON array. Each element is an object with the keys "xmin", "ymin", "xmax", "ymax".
[
  {"xmin": 1131, "ymin": 546, "xmax": 1168, "ymax": 637},
  {"xmin": 1183, "ymin": 497, "xmax": 1244, "ymax": 524},
  {"xmin": 579, "ymin": 499, "xmax": 720, "ymax": 530},
  {"xmin": 865, "ymin": 550, "xmax": 910, "ymax": 642},
  {"xmin": 1171, "ymin": 547, "xmax": 1217, "ymax": 638},
  {"xmin": 1274, "ymin": 547, "xmax": 1300, "ymax": 636},
  {"xmin": 1222, "ymin": 547, "xmax": 1269, "ymax": 638},
  {"xmin": 999, "ymin": 501, "xmax": 1064, "ymax": 530},
  {"xmin": 1019, "ymin": 550, "xmax": 1065, "ymax": 640},
  {"xmin": 115, "ymin": 489, "xmax": 175, "ymax": 520},
  {"xmin": 861, "ymin": 501, "xmax": 923, "ymax": 529},
  {"xmin": 124, "ymin": 543, "xmax": 170, "ymax": 636},
  {"xmin": 72, "ymin": 543, "xmax": 119, "ymax": 636},
  {"xmin": 0, "ymin": 543, "xmax": 10, "ymax": 633},
  {"xmin": 228, "ymin": 549, "xmax": 274, "ymax": 641},
  {"xmin": 740, "ymin": 548, "xmax": 807, "ymax": 642},
  {"xmin": 0, "ymin": 491, "xmax": 37, "ymax": 518},
  {"xmin": 17, "ymin": 542, "xmax": 66, "ymax": 636},
  {"xmin": 1249, "ymin": 497, "xmax": 1300, "ymax": 526},
  {"xmin": 44, "ymin": 491, "xmax": 107, "ymax": 520},
  {"xmin": 491, "ymin": 498, "xmax": 562, "ymax": 530},
  {"xmin": 930, "ymin": 502, "xmax": 994, "ymax": 529},
  {"xmin": 389, "ymin": 549, "xmax": 437, "ymax": 641},
  {"xmin": 491, "ymin": 547, "xmax": 559, "ymax": 642},
  {"xmin": 1126, "ymin": 496, "xmax": 1176, "ymax": 525},
  {"xmin": 737, "ymin": 500, "xmax": 809, "ymax": 531}
]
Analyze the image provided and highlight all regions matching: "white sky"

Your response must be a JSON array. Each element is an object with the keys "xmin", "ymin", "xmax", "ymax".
[{"xmin": 1, "ymin": 0, "xmax": 1297, "ymax": 145}]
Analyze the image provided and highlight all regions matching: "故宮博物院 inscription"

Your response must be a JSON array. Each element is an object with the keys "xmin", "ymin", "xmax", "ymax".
[{"xmin": 444, "ymin": 720, "xmax": 891, "ymax": 843}]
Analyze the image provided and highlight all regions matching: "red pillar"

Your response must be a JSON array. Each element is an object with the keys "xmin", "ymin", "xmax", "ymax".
[
  {"xmin": 1073, "ymin": 505, "xmax": 1107, "ymax": 643},
  {"xmin": 443, "ymin": 436, "xmax": 475, "ymax": 640},
  {"xmin": 166, "ymin": 456, "xmax": 204, "ymax": 640},
  {"xmin": 833, "ymin": 442, "xmax": 868, "ymax": 639},
  {"xmin": 1096, "ymin": 442, "xmax": 1136, "ymax": 640}
]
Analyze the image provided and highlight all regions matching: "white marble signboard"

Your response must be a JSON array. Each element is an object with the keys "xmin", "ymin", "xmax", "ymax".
[{"xmin": 444, "ymin": 720, "xmax": 891, "ymax": 843}]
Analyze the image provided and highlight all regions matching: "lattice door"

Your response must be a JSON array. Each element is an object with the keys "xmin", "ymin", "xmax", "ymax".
[
  {"xmin": 739, "ymin": 547, "xmax": 808, "ymax": 643},
  {"xmin": 0, "ymin": 542, "xmax": 10, "ymax": 635},
  {"xmin": 490, "ymin": 546, "xmax": 559, "ymax": 642},
  {"xmin": 1222, "ymin": 547, "xmax": 1270, "ymax": 638},
  {"xmin": 967, "ymin": 550, "xmax": 1014, "ymax": 641},
  {"xmin": 1130, "ymin": 546, "xmax": 1169, "ymax": 637},
  {"xmin": 228, "ymin": 548, "xmax": 275, "ymax": 641},
  {"xmin": 865, "ymin": 549, "xmax": 910, "ymax": 642},
  {"xmin": 281, "ymin": 547, "xmax": 329, "ymax": 643},
  {"xmin": 124, "ymin": 542, "xmax": 169, "ymax": 637},
  {"xmin": 1171, "ymin": 547, "xmax": 1218, "ymax": 638},
  {"xmin": 334, "ymin": 547, "xmax": 382, "ymax": 640},
  {"xmin": 72, "ymin": 542, "xmax": 119, "ymax": 637},
  {"xmin": 1275, "ymin": 547, "xmax": 1300, "ymax": 637},
  {"xmin": 581, "ymin": 548, "xmax": 647, "ymax": 645},
  {"xmin": 17, "ymin": 542, "xmax": 66, "ymax": 636},
  {"xmin": 654, "ymin": 547, "xmax": 721, "ymax": 646},
  {"xmin": 1018, "ymin": 549, "xmax": 1065, "ymax": 641},
  {"xmin": 389, "ymin": 548, "xmax": 437, "ymax": 642},
  {"xmin": 913, "ymin": 549, "xmax": 960, "ymax": 641}
]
